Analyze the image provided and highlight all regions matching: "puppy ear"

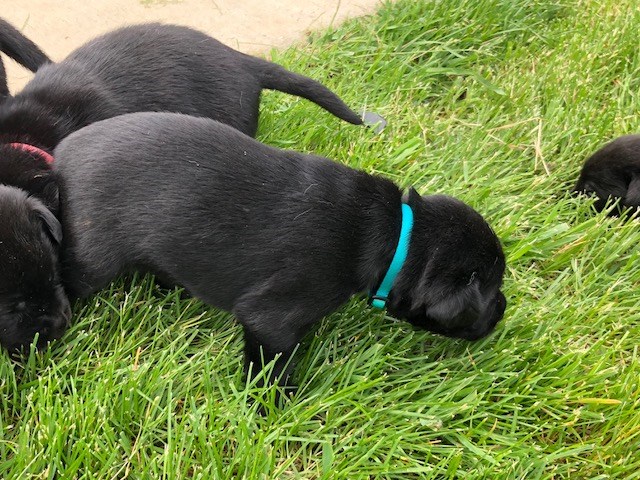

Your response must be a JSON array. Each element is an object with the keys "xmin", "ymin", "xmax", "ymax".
[
  {"xmin": 411, "ymin": 262, "xmax": 478, "ymax": 317},
  {"xmin": 625, "ymin": 174, "xmax": 640, "ymax": 208},
  {"xmin": 402, "ymin": 187, "xmax": 421, "ymax": 204},
  {"xmin": 424, "ymin": 285, "xmax": 476, "ymax": 322},
  {"xmin": 33, "ymin": 204, "xmax": 62, "ymax": 245},
  {"xmin": 39, "ymin": 181, "xmax": 60, "ymax": 214}
]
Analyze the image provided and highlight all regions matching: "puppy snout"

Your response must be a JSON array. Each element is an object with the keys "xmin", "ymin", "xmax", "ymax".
[
  {"xmin": 494, "ymin": 291, "xmax": 506, "ymax": 324},
  {"xmin": 40, "ymin": 309, "xmax": 70, "ymax": 340},
  {"xmin": 459, "ymin": 291, "xmax": 506, "ymax": 341},
  {"xmin": 480, "ymin": 290, "xmax": 506, "ymax": 333}
]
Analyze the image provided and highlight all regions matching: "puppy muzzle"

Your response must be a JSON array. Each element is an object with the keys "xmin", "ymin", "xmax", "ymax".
[{"xmin": 432, "ymin": 290, "xmax": 506, "ymax": 341}]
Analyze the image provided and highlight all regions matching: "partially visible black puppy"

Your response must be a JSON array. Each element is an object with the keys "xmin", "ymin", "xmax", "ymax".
[
  {"xmin": 0, "ymin": 21, "xmax": 362, "ymax": 151},
  {"xmin": 574, "ymin": 134, "xmax": 640, "ymax": 214},
  {"xmin": 0, "ymin": 20, "xmax": 365, "ymax": 350},
  {"xmin": 0, "ymin": 18, "xmax": 51, "ymax": 101},
  {"xmin": 0, "ymin": 185, "xmax": 70, "ymax": 351},
  {"xmin": 48, "ymin": 112, "xmax": 506, "ymax": 387}
]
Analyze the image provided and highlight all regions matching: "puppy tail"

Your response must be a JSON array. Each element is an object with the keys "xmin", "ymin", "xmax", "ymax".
[
  {"xmin": 0, "ymin": 18, "xmax": 51, "ymax": 98},
  {"xmin": 247, "ymin": 56, "xmax": 364, "ymax": 126}
]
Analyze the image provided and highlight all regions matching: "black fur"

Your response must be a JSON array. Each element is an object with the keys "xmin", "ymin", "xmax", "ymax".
[
  {"xmin": 0, "ymin": 18, "xmax": 51, "ymax": 101},
  {"xmin": 574, "ymin": 134, "xmax": 640, "ymax": 215},
  {"xmin": 0, "ymin": 21, "xmax": 363, "ymax": 209},
  {"xmin": 0, "ymin": 21, "xmax": 366, "ymax": 352},
  {"xmin": 47, "ymin": 112, "xmax": 506, "ymax": 386}
]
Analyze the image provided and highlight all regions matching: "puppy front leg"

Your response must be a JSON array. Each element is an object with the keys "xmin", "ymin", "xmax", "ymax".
[
  {"xmin": 232, "ymin": 271, "xmax": 348, "ymax": 393},
  {"xmin": 233, "ymin": 284, "xmax": 325, "ymax": 389}
]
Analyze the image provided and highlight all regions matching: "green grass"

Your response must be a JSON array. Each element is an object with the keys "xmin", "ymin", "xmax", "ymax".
[{"xmin": 2, "ymin": 0, "xmax": 640, "ymax": 477}]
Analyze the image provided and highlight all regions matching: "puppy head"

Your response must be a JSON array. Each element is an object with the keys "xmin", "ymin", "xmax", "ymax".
[
  {"xmin": 386, "ymin": 191, "xmax": 506, "ymax": 341},
  {"xmin": 574, "ymin": 134, "xmax": 640, "ymax": 214},
  {"xmin": 0, "ymin": 185, "xmax": 70, "ymax": 351}
]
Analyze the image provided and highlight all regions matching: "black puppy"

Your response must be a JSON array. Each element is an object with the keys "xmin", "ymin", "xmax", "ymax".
[
  {"xmin": 48, "ymin": 112, "xmax": 506, "ymax": 386},
  {"xmin": 0, "ymin": 18, "xmax": 50, "ymax": 101},
  {"xmin": 0, "ymin": 20, "xmax": 362, "ymax": 146},
  {"xmin": 574, "ymin": 134, "xmax": 640, "ymax": 214},
  {"xmin": 0, "ymin": 185, "xmax": 70, "ymax": 350},
  {"xmin": 0, "ymin": 20, "xmax": 363, "ymax": 213}
]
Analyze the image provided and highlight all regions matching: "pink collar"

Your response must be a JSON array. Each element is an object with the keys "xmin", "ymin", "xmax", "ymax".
[{"xmin": 8, "ymin": 142, "xmax": 55, "ymax": 165}]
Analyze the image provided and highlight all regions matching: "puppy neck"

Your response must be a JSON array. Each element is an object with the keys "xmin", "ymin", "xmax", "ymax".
[{"xmin": 354, "ymin": 177, "xmax": 405, "ymax": 294}]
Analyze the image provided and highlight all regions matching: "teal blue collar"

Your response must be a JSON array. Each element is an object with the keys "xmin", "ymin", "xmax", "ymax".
[{"xmin": 370, "ymin": 203, "xmax": 414, "ymax": 309}]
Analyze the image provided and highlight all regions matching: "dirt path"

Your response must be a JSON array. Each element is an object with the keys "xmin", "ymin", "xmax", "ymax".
[{"xmin": 4, "ymin": 0, "xmax": 383, "ymax": 92}]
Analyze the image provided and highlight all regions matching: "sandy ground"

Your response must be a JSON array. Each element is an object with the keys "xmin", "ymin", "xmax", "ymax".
[{"xmin": 4, "ymin": 0, "xmax": 383, "ymax": 92}]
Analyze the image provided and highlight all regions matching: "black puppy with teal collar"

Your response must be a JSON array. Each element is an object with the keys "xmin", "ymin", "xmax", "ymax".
[{"xmin": 50, "ymin": 112, "xmax": 507, "ymax": 388}]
